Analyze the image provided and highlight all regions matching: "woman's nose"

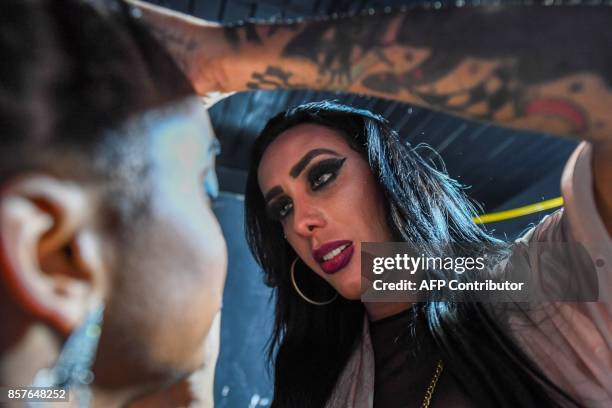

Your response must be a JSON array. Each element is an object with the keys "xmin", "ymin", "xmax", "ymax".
[{"xmin": 292, "ymin": 202, "xmax": 325, "ymax": 237}]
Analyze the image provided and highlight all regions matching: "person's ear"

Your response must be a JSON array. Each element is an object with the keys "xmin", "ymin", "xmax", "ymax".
[{"xmin": 0, "ymin": 174, "xmax": 108, "ymax": 336}]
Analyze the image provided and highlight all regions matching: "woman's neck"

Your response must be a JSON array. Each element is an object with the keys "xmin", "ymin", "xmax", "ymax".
[{"xmin": 363, "ymin": 301, "xmax": 413, "ymax": 321}]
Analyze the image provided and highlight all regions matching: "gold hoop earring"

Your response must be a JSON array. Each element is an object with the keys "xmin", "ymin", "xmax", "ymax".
[{"xmin": 290, "ymin": 257, "xmax": 338, "ymax": 306}]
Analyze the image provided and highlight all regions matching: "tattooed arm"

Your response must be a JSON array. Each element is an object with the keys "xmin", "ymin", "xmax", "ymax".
[
  {"xmin": 127, "ymin": 0, "xmax": 611, "ymax": 233},
  {"xmin": 129, "ymin": 2, "xmax": 611, "ymax": 139}
]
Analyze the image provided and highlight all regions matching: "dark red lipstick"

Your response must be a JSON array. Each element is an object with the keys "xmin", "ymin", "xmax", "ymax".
[{"xmin": 312, "ymin": 240, "xmax": 354, "ymax": 275}]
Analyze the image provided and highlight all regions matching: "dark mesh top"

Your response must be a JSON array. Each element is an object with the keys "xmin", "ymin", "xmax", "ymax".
[{"xmin": 369, "ymin": 308, "xmax": 472, "ymax": 407}]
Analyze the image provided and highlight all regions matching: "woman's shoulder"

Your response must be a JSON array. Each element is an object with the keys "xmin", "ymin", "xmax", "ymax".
[
  {"xmin": 510, "ymin": 141, "xmax": 609, "ymax": 303},
  {"xmin": 501, "ymin": 142, "xmax": 611, "ymax": 406}
]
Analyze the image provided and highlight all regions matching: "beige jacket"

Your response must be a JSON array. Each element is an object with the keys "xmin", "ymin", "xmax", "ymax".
[{"xmin": 326, "ymin": 143, "xmax": 611, "ymax": 408}]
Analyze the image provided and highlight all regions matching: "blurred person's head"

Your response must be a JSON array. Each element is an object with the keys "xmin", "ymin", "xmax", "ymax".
[{"xmin": 0, "ymin": 0, "xmax": 226, "ymax": 403}]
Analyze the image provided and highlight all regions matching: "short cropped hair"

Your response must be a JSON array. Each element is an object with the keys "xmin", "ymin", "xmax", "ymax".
[{"xmin": 0, "ymin": 0, "xmax": 194, "ymax": 218}]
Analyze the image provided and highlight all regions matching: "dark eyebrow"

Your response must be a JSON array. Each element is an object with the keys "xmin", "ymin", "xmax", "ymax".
[
  {"xmin": 289, "ymin": 148, "xmax": 340, "ymax": 178},
  {"xmin": 263, "ymin": 148, "xmax": 340, "ymax": 204},
  {"xmin": 264, "ymin": 186, "xmax": 283, "ymax": 204}
]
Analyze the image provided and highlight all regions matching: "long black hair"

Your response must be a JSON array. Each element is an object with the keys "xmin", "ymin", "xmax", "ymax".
[{"xmin": 245, "ymin": 101, "xmax": 577, "ymax": 407}]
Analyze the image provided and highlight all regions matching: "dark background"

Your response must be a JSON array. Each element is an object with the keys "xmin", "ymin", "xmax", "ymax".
[{"xmin": 145, "ymin": 1, "xmax": 577, "ymax": 406}]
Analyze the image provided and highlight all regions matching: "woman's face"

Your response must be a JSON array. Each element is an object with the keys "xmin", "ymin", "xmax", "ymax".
[{"xmin": 258, "ymin": 123, "xmax": 393, "ymax": 300}]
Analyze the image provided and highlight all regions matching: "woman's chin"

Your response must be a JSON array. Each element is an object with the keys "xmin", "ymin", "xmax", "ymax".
[
  {"xmin": 335, "ymin": 276, "xmax": 363, "ymax": 301},
  {"xmin": 340, "ymin": 291, "xmax": 362, "ymax": 301}
]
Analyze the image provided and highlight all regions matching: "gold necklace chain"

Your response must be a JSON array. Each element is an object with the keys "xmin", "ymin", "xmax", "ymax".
[{"xmin": 420, "ymin": 359, "xmax": 444, "ymax": 408}]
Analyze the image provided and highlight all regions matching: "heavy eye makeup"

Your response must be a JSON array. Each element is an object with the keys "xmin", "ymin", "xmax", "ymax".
[
  {"xmin": 308, "ymin": 157, "xmax": 346, "ymax": 191},
  {"xmin": 266, "ymin": 157, "xmax": 346, "ymax": 221}
]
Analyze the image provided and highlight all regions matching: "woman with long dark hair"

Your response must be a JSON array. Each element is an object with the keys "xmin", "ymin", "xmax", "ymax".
[
  {"xmin": 123, "ymin": 2, "xmax": 610, "ymax": 405},
  {"xmin": 244, "ymin": 101, "xmax": 609, "ymax": 407}
]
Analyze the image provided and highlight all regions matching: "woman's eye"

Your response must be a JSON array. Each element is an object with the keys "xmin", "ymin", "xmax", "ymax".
[
  {"xmin": 279, "ymin": 201, "xmax": 293, "ymax": 218},
  {"xmin": 268, "ymin": 198, "xmax": 293, "ymax": 221},
  {"xmin": 312, "ymin": 172, "xmax": 333, "ymax": 189},
  {"xmin": 308, "ymin": 157, "xmax": 346, "ymax": 191}
]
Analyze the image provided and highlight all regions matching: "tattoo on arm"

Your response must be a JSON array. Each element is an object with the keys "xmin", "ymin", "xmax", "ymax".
[
  {"xmin": 281, "ymin": 16, "xmax": 398, "ymax": 86},
  {"xmin": 229, "ymin": 5, "xmax": 612, "ymax": 140},
  {"xmin": 246, "ymin": 66, "xmax": 305, "ymax": 89},
  {"xmin": 224, "ymin": 24, "xmax": 263, "ymax": 47}
]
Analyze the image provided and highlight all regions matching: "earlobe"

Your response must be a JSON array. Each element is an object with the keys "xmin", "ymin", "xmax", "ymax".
[{"xmin": 0, "ymin": 174, "xmax": 107, "ymax": 336}]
